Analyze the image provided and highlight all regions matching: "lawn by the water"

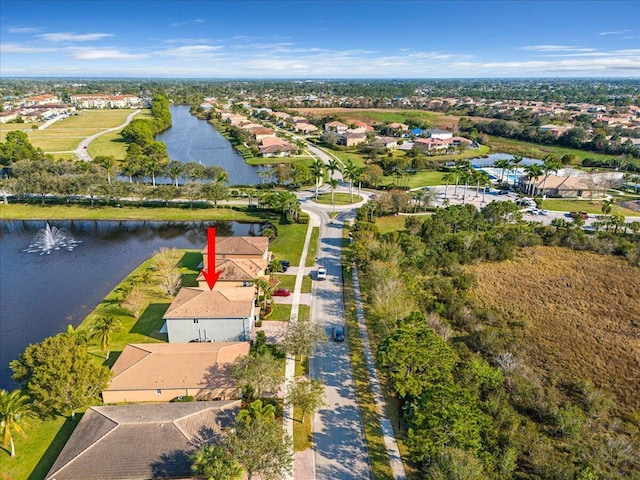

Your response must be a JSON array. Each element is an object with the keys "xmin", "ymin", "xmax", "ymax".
[{"xmin": 314, "ymin": 192, "xmax": 363, "ymax": 205}]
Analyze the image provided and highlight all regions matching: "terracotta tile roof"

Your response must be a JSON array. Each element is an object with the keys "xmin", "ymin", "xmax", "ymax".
[
  {"xmin": 201, "ymin": 236, "xmax": 269, "ymax": 257},
  {"xmin": 106, "ymin": 342, "xmax": 250, "ymax": 391},
  {"xmin": 259, "ymin": 136, "xmax": 290, "ymax": 147},
  {"xmin": 46, "ymin": 401, "xmax": 241, "ymax": 480},
  {"xmin": 525, "ymin": 173, "xmax": 594, "ymax": 191},
  {"xmin": 198, "ymin": 258, "xmax": 267, "ymax": 282},
  {"xmin": 164, "ymin": 287, "xmax": 255, "ymax": 319}
]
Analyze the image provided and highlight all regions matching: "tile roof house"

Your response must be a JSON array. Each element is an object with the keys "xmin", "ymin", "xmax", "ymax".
[
  {"xmin": 197, "ymin": 257, "xmax": 268, "ymax": 289},
  {"xmin": 45, "ymin": 401, "xmax": 241, "ymax": 480},
  {"xmin": 425, "ymin": 128, "xmax": 453, "ymax": 140},
  {"xmin": 252, "ymin": 128, "xmax": 277, "ymax": 141},
  {"xmin": 521, "ymin": 173, "xmax": 604, "ymax": 198},
  {"xmin": 163, "ymin": 287, "xmax": 257, "ymax": 343},
  {"xmin": 202, "ymin": 236, "xmax": 271, "ymax": 266},
  {"xmin": 339, "ymin": 132, "xmax": 367, "ymax": 147},
  {"xmin": 324, "ymin": 121, "xmax": 348, "ymax": 133},
  {"xmin": 102, "ymin": 342, "xmax": 250, "ymax": 403}
]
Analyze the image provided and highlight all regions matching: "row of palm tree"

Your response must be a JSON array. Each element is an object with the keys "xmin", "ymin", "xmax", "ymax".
[{"xmin": 441, "ymin": 163, "xmax": 492, "ymax": 204}]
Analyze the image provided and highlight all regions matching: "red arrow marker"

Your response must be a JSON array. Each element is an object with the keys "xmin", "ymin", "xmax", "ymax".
[{"xmin": 201, "ymin": 227, "xmax": 221, "ymax": 290}]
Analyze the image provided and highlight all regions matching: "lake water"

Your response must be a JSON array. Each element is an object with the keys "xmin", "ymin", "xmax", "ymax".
[
  {"xmin": 0, "ymin": 220, "xmax": 264, "ymax": 389},
  {"xmin": 156, "ymin": 105, "xmax": 260, "ymax": 185}
]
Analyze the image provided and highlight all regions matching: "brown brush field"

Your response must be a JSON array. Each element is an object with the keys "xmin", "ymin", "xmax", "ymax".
[{"xmin": 466, "ymin": 246, "xmax": 640, "ymax": 414}]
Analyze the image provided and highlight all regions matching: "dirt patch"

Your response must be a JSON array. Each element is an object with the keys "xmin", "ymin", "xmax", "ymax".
[{"xmin": 466, "ymin": 246, "xmax": 640, "ymax": 413}]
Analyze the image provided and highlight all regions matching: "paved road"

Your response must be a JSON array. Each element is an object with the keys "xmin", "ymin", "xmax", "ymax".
[{"xmin": 300, "ymin": 194, "xmax": 372, "ymax": 480}]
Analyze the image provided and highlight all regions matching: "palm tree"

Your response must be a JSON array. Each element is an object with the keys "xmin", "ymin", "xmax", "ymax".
[
  {"xmin": 93, "ymin": 155, "xmax": 118, "ymax": 184},
  {"xmin": 236, "ymin": 399, "xmax": 276, "ymax": 425},
  {"xmin": 494, "ymin": 159, "xmax": 511, "ymax": 184},
  {"xmin": 343, "ymin": 159, "xmax": 359, "ymax": 202},
  {"xmin": 0, "ymin": 389, "xmax": 31, "ymax": 458},
  {"xmin": 327, "ymin": 158, "xmax": 341, "ymax": 181},
  {"xmin": 601, "ymin": 198, "xmax": 615, "ymax": 215},
  {"xmin": 524, "ymin": 164, "xmax": 544, "ymax": 196},
  {"xmin": 442, "ymin": 172, "xmax": 455, "ymax": 200},
  {"xmin": 166, "ymin": 160, "xmax": 184, "ymax": 187},
  {"xmin": 541, "ymin": 155, "xmax": 561, "ymax": 198},
  {"xmin": 89, "ymin": 315, "xmax": 123, "ymax": 360},
  {"xmin": 475, "ymin": 170, "xmax": 491, "ymax": 202},
  {"xmin": 328, "ymin": 178, "xmax": 339, "ymax": 212},
  {"xmin": 253, "ymin": 277, "xmax": 273, "ymax": 312},
  {"xmin": 511, "ymin": 155, "xmax": 523, "ymax": 187},
  {"xmin": 190, "ymin": 444, "xmax": 243, "ymax": 480},
  {"xmin": 460, "ymin": 169, "xmax": 472, "ymax": 205},
  {"xmin": 310, "ymin": 159, "xmax": 324, "ymax": 200}
]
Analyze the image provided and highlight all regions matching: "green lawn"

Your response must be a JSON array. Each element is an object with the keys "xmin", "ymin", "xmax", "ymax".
[
  {"xmin": 306, "ymin": 227, "xmax": 320, "ymax": 267},
  {"xmin": 24, "ymin": 110, "xmax": 142, "ymax": 153},
  {"xmin": 376, "ymin": 215, "xmax": 409, "ymax": 234},
  {"xmin": 273, "ymin": 274, "xmax": 312, "ymax": 294},
  {"xmin": 0, "ymin": 203, "xmax": 279, "ymax": 222},
  {"xmin": 383, "ymin": 170, "xmax": 445, "ymax": 189},
  {"xmin": 270, "ymin": 223, "xmax": 309, "ymax": 266},
  {"xmin": 314, "ymin": 192, "xmax": 363, "ymax": 205},
  {"xmin": 540, "ymin": 199, "xmax": 638, "ymax": 216},
  {"xmin": 486, "ymin": 135, "xmax": 623, "ymax": 165},
  {"xmin": 0, "ymin": 414, "xmax": 80, "ymax": 480}
]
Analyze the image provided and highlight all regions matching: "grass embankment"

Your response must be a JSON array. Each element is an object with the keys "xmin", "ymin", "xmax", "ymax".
[
  {"xmin": 0, "ymin": 203, "xmax": 277, "ymax": 222},
  {"xmin": 314, "ymin": 192, "xmax": 363, "ymax": 206},
  {"xmin": 375, "ymin": 215, "xmax": 409, "ymax": 234},
  {"xmin": 293, "ymin": 356, "xmax": 312, "ymax": 451},
  {"xmin": 341, "ymin": 239, "xmax": 398, "ymax": 480},
  {"xmin": 467, "ymin": 246, "xmax": 640, "ymax": 414}
]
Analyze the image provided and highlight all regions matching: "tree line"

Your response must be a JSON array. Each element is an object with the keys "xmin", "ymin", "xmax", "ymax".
[{"xmin": 348, "ymin": 200, "xmax": 640, "ymax": 478}]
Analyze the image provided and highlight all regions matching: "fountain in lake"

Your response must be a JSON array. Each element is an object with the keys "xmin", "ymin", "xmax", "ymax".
[{"xmin": 24, "ymin": 223, "xmax": 81, "ymax": 255}]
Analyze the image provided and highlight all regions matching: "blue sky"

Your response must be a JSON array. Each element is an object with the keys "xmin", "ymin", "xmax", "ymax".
[{"xmin": 1, "ymin": 0, "xmax": 639, "ymax": 78}]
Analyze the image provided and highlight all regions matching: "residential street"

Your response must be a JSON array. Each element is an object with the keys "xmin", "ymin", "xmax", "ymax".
[{"xmin": 301, "ymin": 194, "xmax": 373, "ymax": 480}]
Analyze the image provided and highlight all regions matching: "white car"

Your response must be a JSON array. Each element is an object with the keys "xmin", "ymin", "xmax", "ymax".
[{"xmin": 317, "ymin": 266, "xmax": 327, "ymax": 280}]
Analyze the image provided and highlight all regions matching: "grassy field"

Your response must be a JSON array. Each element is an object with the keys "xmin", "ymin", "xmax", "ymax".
[
  {"xmin": 291, "ymin": 107, "xmax": 463, "ymax": 130},
  {"xmin": 375, "ymin": 215, "xmax": 409, "ymax": 234},
  {"xmin": 314, "ymin": 192, "xmax": 363, "ymax": 206},
  {"xmin": 23, "ymin": 110, "xmax": 141, "ymax": 154},
  {"xmin": 541, "ymin": 199, "xmax": 639, "ymax": 216},
  {"xmin": 466, "ymin": 246, "xmax": 640, "ymax": 414},
  {"xmin": 244, "ymin": 155, "xmax": 314, "ymax": 167},
  {"xmin": 486, "ymin": 135, "xmax": 623, "ymax": 165},
  {"xmin": 383, "ymin": 170, "xmax": 445, "ymax": 189},
  {"xmin": 273, "ymin": 274, "xmax": 312, "ymax": 294}
]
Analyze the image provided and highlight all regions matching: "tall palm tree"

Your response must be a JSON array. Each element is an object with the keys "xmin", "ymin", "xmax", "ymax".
[
  {"xmin": 253, "ymin": 277, "xmax": 273, "ymax": 312},
  {"xmin": 328, "ymin": 178, "xmax": 339, "ymax": 212},
  {"xmin": 511, "ymin": 155, "xmax": 523, "ymax": 187},
  {"xmin": 601, "ymin": 198, "xmax": 615, "ymax": 215},
  {"xmin": 190, "ymin": 444, "xmax": 243, "ymax": 480},
  {"xmin": 442, "ymin": 172, "xmax": 455, "ymax": 200},
  {"xmin": 166, "ymin": 160, "xmax": 184, "ymax": 187},
  {"xmin": 90, "ymin": 315, "xmax": 123, "ymax": 360},
  {"xmin": 343, "ymin": 159, "xmax": 359, "ymax": 202},
  {"xmin": 494, "ymin": 159, "xmax": 511, "ymax": 184},
  {"xmin": 0, "ymin": 389, "xmax": 31, "ymax": 458},
  {"xmin": 310, "ymin": 159, "xmax": 324, "ymax": 200},
  {"xmin": 327, "ymin": 158, "xmax": 341, "ymax": 181},
  {"xmin": 524, "ymin": 164, "xmax": 544, "ymax": 196},
  {"xmin": 541, "ymin": 155, "xmax": 561, "ymax": 198}
]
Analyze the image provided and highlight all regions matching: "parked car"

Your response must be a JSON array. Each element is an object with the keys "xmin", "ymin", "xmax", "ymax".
[
  {"xmin": 540, "ymin": 210, "xmax": 549, "ymax": 216},
  {"xmin": 278, "ymin": 259, "xmax": 290, "ymax": 272},
  {"xmin": 497, "ymin": 190, "xmax": 509, "ymax": 195},
  {"xmin": 273, "ymin": 288, "xmax": 291, "ymax": 297},
  {"xmin": 332, "ymin": 326, "xmax": 345, "ymax": 342},
  {"xmin": 317, "ymin": 266, "xmax": 327, "ymax": 280}
]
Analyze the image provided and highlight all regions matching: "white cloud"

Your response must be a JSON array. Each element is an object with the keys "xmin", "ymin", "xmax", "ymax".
[
  {"xmin": 169, "ymin": 19, "xmax": 205, "ymax": 27},
  {"xmin": 156, "ymin": 45, "xmax": 223, "ymax": 57},
  {"xmin": 0, "ymin": 43, "xmax": 54, "ymax": 54},
  {"xmin": 7, "ymin": 27, "xmax": 41, "ymax": 33},
  {"xmin": 521, "ymin": 45, "xmax": 595, "ymax": 52},
  {"xmin": 70, "ymin": 48, "xmax": 149, "ymax": 60},
  {"xmin": 450, "ymin": 56, "xmax": 640, "ymax": 73},
  {"xmin": 600, "ymin": 30, "xmax": 630, "ymax": 36},
  {"xmin": 39, "ymin": 32, "xmax": 113, "ymax": 42}
]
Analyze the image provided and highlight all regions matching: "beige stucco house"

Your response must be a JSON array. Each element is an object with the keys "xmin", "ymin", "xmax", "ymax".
[{"xmin": 102, "ymin": 342, "xmax": 249, "ymax": 403}]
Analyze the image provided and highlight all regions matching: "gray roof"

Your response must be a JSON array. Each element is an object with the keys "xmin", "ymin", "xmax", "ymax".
[{"xmin": 46, "ymin": 401, "xmax": 240, "ymax": 480}]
